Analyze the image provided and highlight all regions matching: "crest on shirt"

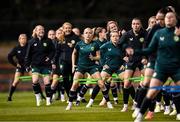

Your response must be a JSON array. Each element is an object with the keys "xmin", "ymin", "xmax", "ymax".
[
  {"xmin": 108, "ymin": 48, "xmax": 112, "ymax": 51},
  {"xmin": 43, "ymin": 43, "xmax": 47, "ymax": 47},
  {"xmin": 160, "ymin": 36, "xmax": 165, "ymax": 41},
  {"xmin": 174, "ymin": 35, "xmax": 179, "ymax": 42},
  {"xmin": 139, "ymin": 37, "xmax": 144, "ymax": 43},
  {"xmin": 91, "ymin": 46, "xmax": 95, "ymax": 51},
  {"xmin": 71, "ymin": 40, "xmax": 75, "ymax": 44}
]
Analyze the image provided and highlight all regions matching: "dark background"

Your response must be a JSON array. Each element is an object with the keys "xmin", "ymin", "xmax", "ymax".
[{"xmin": 0, "ymin": 0, "xmax": 180, "ymax": 41}]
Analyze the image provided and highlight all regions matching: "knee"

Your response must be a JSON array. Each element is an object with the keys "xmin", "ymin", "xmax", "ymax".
[
  {"xmin": 123, "ymin": 81, "xmax": 131, "ymax": 88},
  {"xmin": 12, "ymin": 81, "xmax": 19, "ymax": 86},
  {"xmin": 98, "ymin": 81, "xmax": 104, "ymax": 89},
  {"xmin": 70, "ymin": 83, "xmax": 79, "ymax": 91}
]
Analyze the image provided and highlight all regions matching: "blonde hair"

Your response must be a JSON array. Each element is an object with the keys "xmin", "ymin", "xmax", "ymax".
[
  {"xmin": 31, "ymin": 25, "xmax": 44, "ymax": 38},
  {"xmin": 62, "ymin": 22, "xmax": 72, "ymax": 28},
  {"xmin": 32, "ymin": 28, "xmax": 36, "ymax": 38},
  {"xmin": 18, "ymin": 34, "xmax": 27, "ymax": 40},
  {"xmin": 56, "ymin": 28, "xmax": 65, "ymax": 43},
  {"xmin": 107, "ymin": 21, "xmax": 118, "ymax": 32}
]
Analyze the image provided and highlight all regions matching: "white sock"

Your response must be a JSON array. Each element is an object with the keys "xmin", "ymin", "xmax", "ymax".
[
  {"xmin": 113, "ymin": 97, "xmax": 118, "ymax": 101},
  {"xmin": 35, "ymin": 93, "xmax": 41, "ymax": 101},
  {"xmin": 135, "ymin": 107, "xmax": 140, "ymax": 111},
  {"xmin": 68, "ymin": 102, "xmax": 72, "ymax": 106},
  {"xmin": 46, "ymin": 97, "xmax": 51, "ymax": 102},
  {"xmin": 77, "ymin": 95, "xmax": 82, "ymax": 101},
  {"xmin": 89, "ymin": 98, "xmax": 94, "ymax": 104},
  {"xmin": 137, "ymin": 113, "xmax": 143, "ymax": 119},
  {"xmin": 124, "ymin": 104, "xmax": 128, "ymax": 108},
  {"xmin": 156, "ymin": 102, "xmax": 161, "ymax": 105}
]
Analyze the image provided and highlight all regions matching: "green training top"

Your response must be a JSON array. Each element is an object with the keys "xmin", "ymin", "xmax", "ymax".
[
  {"xmin": 100, "ymin": 41, "xmax": 124, "ymax": 69},
  {"xmin": 95, "ymin": 39, "xmax": 108, "ymax": 66},
  {"xmin": 96, "ymin": 39, "xmax": 108, "ymax": 47},
  {"xmin": 136, "ymin": 27, "xmax": 180, "ymax": 72},
  {"xmin": 75, "ymin": 40, "xmax": 99, "ymax": 67}
]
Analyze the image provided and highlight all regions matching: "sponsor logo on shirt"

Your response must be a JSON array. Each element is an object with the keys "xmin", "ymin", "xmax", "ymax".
[
  {"xmin": 129, "ymin": 38, "xmax": 133, "ymax": 41},
  {"xmin": 108, "ymin": 48, "xmax": 112, "ymax": 51},
  {"xmin": 17, "ymin": 50, "xmax": 21, "ymax": 53},
  {"xmin": 160, "ymin": 36, "xmax": 165, "ymax": 41}
]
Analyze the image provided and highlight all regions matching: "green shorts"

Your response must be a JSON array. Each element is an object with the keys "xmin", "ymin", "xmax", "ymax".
[
  {"xmin": 102, "ymin": 66, "xmax": 124, "ymax": 75},
  {"xmin": 125, "ymin": 62, "xmax": 144, "ymax": 71},
  {"xmin": 146, "ymin": 61, "xmax": 155, "ymax": 70},
  {"xmin": 52, "ymin": 64, "xmax": 63, "ymax": 75},
  {"xmin": 32, "ymin": 67, "xmax": 51, "ymax": 75},
  {"xmin": 153, "ymin": 68, "xmax": 180, "ymax": 83},
  {"xmin": 16, "ymin": 67, "xmax": 26, "ymax": 74},
  {"xmin": 76, "ymin": 65, "xmax": 100, "ymax": 75}
]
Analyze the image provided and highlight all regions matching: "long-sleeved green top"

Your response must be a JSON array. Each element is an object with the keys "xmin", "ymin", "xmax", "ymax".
[{"xmin": 136, "ymin": 27, "xmax": 180, "ymax": 72}]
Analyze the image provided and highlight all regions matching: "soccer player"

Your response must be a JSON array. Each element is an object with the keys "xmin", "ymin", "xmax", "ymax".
[
  {"xmin": 72, "ymin": 27, "xmax": 81, "ymax": 37},
  {"xmin": 119, "ymin": 18, "xmax": 148, "ymax": 112},
  {"xmin": 51, "ymin": 28, "xmax": 66, "ymax": 101},
  {"xmin": 132, "ymin": 8, "xmax": 167, "ymax": 119},
  {"xmin": 86, "ymin": 31, "xmax": 125, "ymax": 108},
  {"xmin": 25, "ymin": 25, "xmax": 55, "ymax": 106},
  {"xmin": 61, "ymin": 22, "xmax": 80, "ymax": 99},
  {"xmin": 75, "ymin": 27, "xmax": 108, "ymax": 105},
  {"xmin": 134, "ymin": 12, "xmax": 180, "ymax": 122},
  {"xmin": 48, "ymin": 29, "xmax": 56, "ymax": 41},
  {"xmin": 146, "ymin": 16, "xmax": 156, "ymax": 32},
  {"xmin": 7, "ymin": 34, "xmax": 29, "ymax": 101},
  {"xmin": 65, "ymin": 28, "xmax": 113, "ymax": 110},
  {"xmin": 98, "ymin": 21, "xmax": 125, "ymax": 105}
]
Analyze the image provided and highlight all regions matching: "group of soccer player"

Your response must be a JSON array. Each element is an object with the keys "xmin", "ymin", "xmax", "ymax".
[{"xmin": 7, "ymin": 6, "xmax": 180, "ymax": 122}]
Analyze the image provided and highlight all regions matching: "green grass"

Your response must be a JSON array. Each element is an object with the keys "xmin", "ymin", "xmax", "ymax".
[{"xmin": 0, "ymin": 91, "xmax": 177, "ymax": 121}]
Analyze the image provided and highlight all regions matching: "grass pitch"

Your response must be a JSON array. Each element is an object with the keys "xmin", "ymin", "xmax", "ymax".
[{"xmin": 0, "ymin": 91, "xmax": 177, "ymax": 121}]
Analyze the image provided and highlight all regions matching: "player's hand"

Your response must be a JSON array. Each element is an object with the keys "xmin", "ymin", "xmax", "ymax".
[
  {"xmin": 123, "ymin": 56, "xmax": 129, "ymax": 62},
  {"xmin": 67, "ymin": 42, "xmax": 73, "ymax": 48},
  {"xmin": 72, "ymin": 65, "xmax": 77, "ymax": 73},
  {"xmin": 125, "ymin": 47, "xmax": 134, "ymax": 56},
  {"xmin": 89, "ymin": 53, "xmax": 94, "ymax": 61},
  {"xmin": 52, "ymin": 64, "xmax": 56, "ymax": 69},
  {"xmin": 120, "ymin": 65, "xmax": 125, "ymax": 70},
  {"xmin": 141, "ymin": 58, "xmax": 148, "ymax": 65},
  {"xmin": 16, "ymin": 63, "xmax": 21, "ymax": 68},
  {"xmin": 103, "ymin": 64, "xmax": 109, "ymax": 70},
  {"xmin": 45, "ymin": 57, "xmax": 50, "ymax": 62},
  {"xmin": 175, "ymin": 27, "xmax": 180, "ymax": 36}
]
